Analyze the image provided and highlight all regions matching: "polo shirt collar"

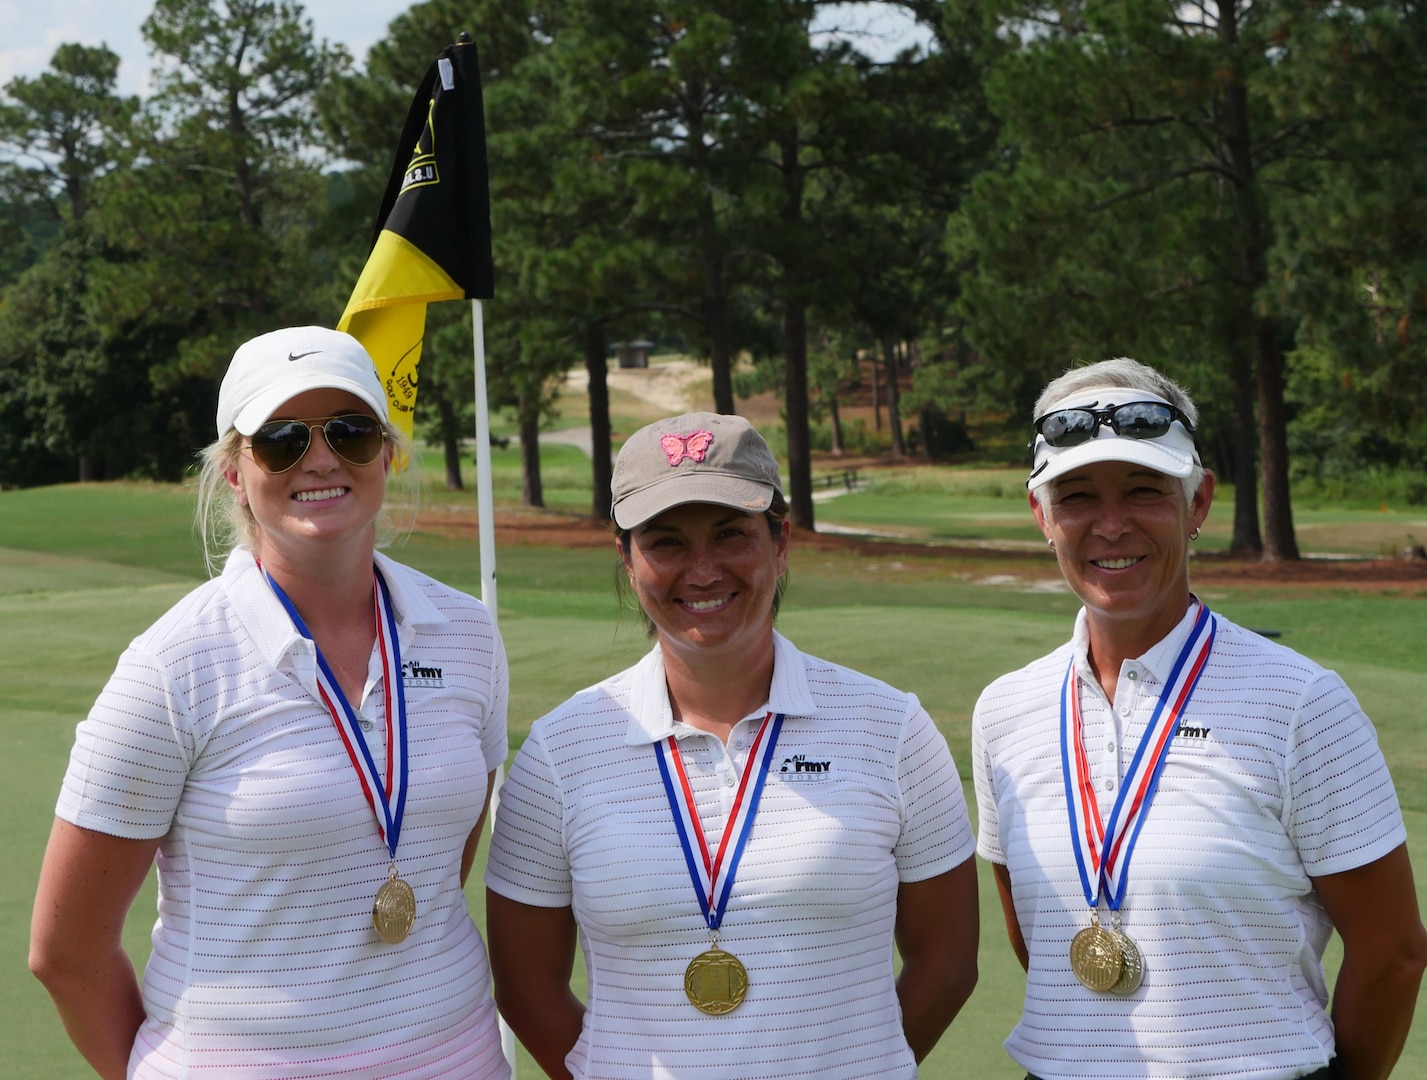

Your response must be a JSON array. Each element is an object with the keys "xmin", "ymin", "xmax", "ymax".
[
  {"xmin": 1071, "ymin": 597, "xmax": 1204, "ymax": 690},
  {"xmin": 624, "ymin": 630, "xmax": 817, "ymax": 746},
  {"xmin": 222, "ymin": 548, "xmax": 448, "ymax": 673}
]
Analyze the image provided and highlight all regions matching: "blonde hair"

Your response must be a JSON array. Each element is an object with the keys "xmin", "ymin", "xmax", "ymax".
[{"xmin": 194, "ymin": 421, "xmax": 415, "ymax": 577}]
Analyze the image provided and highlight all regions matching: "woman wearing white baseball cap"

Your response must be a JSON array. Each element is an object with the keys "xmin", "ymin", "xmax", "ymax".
[
  {"xmin": 973, "ymin": 357, "xmax": 1426, "ymax": 1079},
  {"xmin": 32, "ymin": 327, "xmax": 511, "ymax": 1079},
  {"xmin": 485, "ymin": 411, "xmax": 980, "ymax": 1079}
]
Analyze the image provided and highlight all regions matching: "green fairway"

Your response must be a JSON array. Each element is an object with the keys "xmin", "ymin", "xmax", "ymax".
[
  {"xmin": 3, "ymin": 479, "xmax": 1425, "ymax": 1078},
  {"xmin": 814, "ymin": 466, "xmax": 1427, "ymax": 557}
]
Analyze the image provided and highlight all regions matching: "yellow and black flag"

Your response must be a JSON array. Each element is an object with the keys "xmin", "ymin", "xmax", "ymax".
[{"xmin": 338, "ymin": 34, "xmax": 494, "ymax": 440}]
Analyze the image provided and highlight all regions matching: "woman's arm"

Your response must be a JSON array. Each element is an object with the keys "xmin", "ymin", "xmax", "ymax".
[
  {"xmin": 30, "ymin": 817, "xmax": 161, "ymax": 1080},
  {"xmin": 460, "ymin": 770, "xmax": 498, "ymax": 887},
  {"xmin": 894, "ymin": 855, "xmax": 980, "ymax": 1062},
  {"xmin": 486, "ymin": 890, "xmax": 584, "ymax": 1080},
  {"xmin": 1312, "ymin": 843, "xmax": 1427, "ymax": 1080},
  {"xmin": 991, "ymin": 861, "xmax": 1030, "ymax": 971}
]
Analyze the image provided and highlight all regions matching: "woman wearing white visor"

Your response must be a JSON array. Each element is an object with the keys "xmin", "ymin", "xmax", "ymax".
[{"xmin": 973, "ymin": 357, "xmax": 1426, "ymax": 1079}]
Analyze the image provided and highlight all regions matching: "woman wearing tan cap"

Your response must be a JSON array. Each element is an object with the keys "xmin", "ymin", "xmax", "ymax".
[
  {"xmin": 31, "ymin": 327, "xmax": 511, "ymax": 1079},
  {"xmin": 973, "ymin": 357, "xmax": 1426, "ymax": 1080},
  {"xmin": 486, "ymin": 412, "xmax": 979, "ymax": 1079}
]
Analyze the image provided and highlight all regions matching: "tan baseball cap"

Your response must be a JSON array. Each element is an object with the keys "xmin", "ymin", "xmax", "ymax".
[
  {"xmin": 611, "ymin": 412, "xmax": 783, "ymax": 529},
  {"xmin": 216, "ymin": 326, "xmax": 388, "ymax": 436}
]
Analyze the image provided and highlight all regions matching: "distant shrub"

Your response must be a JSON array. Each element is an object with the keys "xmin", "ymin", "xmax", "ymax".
[
  {"xmin": 1291, "ymin": 466, "xmax": 1427, "ymax": 508},
  {"xmin": 810, "ymin": 418, "xmax": 888, "ymax": 455}
]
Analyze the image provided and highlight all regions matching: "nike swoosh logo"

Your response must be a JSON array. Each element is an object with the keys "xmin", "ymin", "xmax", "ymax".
[{"xmin": 288, "ymin": 350, "xmax": 321, "ymax": 362}]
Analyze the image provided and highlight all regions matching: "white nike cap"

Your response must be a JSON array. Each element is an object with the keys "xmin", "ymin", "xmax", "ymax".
[{"xmin": 216, "ymin": 326, "xmax": 389, "ymax": 437}]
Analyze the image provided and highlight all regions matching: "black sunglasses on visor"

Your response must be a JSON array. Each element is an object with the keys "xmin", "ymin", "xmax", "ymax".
[
  {"xmin": 1033, "ymin": 400, "xmax": 1196, "ymax": 449},
  {"xmin": 247, "ymin": 413, "xmax": 388, "ymax": 474}
]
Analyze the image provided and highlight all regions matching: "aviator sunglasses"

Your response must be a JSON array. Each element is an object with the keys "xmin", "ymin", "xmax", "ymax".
[
  {"xmin": 246, "ymin": 413, "xmax": 388, "ymax": 474},
  {"xmin": 1033, "ymin": 400, "xmax": 1196, "ymax": 449}
]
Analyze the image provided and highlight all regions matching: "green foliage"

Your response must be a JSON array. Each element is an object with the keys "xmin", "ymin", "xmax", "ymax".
[
  {"xmin": 0, "ymin": 0, "xmax": 1423, "ymax": 565},
  {"xmin": 0, "ymin": 43, "xmax": 137, "ymax": 223}
]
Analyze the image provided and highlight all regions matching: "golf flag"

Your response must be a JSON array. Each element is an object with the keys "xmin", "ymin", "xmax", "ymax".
[{"xmin": 338, "ymin": 36, "xmax": 494, "ymax": 439}]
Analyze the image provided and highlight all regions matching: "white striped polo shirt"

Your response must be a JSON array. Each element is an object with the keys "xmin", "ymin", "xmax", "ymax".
[
  {"xmin": 972, "ymin": 603, "xmax": 1406, "ymax": 1080},
  {"xmin": 486, "ymin": 631, "xmax": 975, "ymax": 1079},
  {"xmin": 57, "ymin": 548, "xmax": 510, "ymax": 1079}
]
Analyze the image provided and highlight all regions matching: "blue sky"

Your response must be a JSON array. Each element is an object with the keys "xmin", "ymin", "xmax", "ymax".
[
  {"xmin": 0, "ymin": 0, "xmax": 400, "ymax": 95},
  {"xmin": 0, "ymin": 2, "xmax": 926, "ymax": 97}
]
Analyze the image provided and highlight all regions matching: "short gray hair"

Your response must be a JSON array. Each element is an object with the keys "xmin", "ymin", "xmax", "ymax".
[{"xmin": 1030, "ymin": 357, "xmax": 1205, "ymax": 512}]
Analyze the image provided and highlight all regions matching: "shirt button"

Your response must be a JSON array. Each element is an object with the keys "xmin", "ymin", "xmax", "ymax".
[
  {"xmin": 1127, "ymin": 670, "xmax": 1138, "ymax": 681},
  {"xmin": 358, "ymin": 717, "xmax": 374, "ymax": 732},
  {"xmin": 1106, "ymin": 740, "xmax": 1116, "ymax": 753},
  {"xmin": 723, "ymin": 774, "xmax": 736, "ymax": 787},
  {"xmin": 1119, "ymin": 705, "xmax": 1131, "ymax": 717},
  {"xmin": 1104, "ymin": 778, "xmax": 1116, "ymax": 791},
  {"xmin": 734, "ymin": 739, "xmax": 745, "ymax": 750}
]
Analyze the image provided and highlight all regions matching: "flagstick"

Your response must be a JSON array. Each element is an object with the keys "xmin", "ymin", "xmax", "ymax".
[
  {"xmin": 470, "ymin": 298, "xmax": 516, "ymax": 1073},
  {"xmin": 471, "ymin": 299, "xmax": 498, "ymax": 615}
]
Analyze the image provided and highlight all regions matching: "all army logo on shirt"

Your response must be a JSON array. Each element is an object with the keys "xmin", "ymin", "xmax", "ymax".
[
  {"xmin": 778, "ymin": 754, "xmax": 831, "ymax": 782},
  {"xmin": 403, "ymin": 659, "xmax": 444, "ymax": 688}
]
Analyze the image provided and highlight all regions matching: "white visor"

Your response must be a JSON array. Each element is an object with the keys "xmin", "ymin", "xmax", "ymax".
[{"xmin": 1028, "ymin": 387, "xmax": 1199, "ymax": 488}]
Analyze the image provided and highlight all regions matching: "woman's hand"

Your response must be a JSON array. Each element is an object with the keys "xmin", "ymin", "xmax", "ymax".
[
  {"xmin": 895, "ymin": 854, "xmax": 980, "ymax": 1061},
  {"xmin": 1313, "ymin": 843, "xmax": 1427, "ymax": 1080},
  {"xmin": 460, "ymin": 770, "xmax": 498, "ymax": 887},
  {"xmin": 486, "ymin": 891, "xmax": 584, "ymax": 1080},
  {"xmin": 30, "ymin": 818, "xmax": 160, "ymax": 1080}
]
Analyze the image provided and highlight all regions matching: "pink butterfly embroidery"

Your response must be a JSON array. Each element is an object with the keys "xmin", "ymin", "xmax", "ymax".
[{"xmin": 660, "ymin": 430, "xmax": 715, "ymax": 466}]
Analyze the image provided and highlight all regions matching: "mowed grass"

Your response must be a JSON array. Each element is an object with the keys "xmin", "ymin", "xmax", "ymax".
[
  {"xmin": 3, "ymin": 477, "xmax": 1426, "ymax": 1078},
  {"xmin": 815, "ymin": 466, "xmax": 1427, "ymax": 556}
]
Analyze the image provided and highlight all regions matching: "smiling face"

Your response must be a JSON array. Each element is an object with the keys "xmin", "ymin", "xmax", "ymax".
[
  {"xmin": 1031, "ymin": 460, "xmax": 1214, "ymax": 650},
  {"xmin": 224, "ymin": 387, "xmax": 391, "ymax": 569},
  {"xmin": 621, "ymin": 502, "xmax": 791, "ymax": 668}
]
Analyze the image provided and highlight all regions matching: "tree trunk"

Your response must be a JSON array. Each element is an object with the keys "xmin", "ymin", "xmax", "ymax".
[
  {"xmin": 910, "ymin": 341, "xmax": 933, "ymax": 461},
  {"xmin": 687, "ymin": 95, "xmax": 735, "ymax": 415},
  {"xmin": 77, "ymin": 452, "xmax": 93, "ymax": 483},
  {"xmin": 882, "ymin": 338, "xmax": 905, "ymax": 458},
  {"xmin": 1221, "ymin": 0, "xmax": 1296, "ymax": 560},
  {"xmin": 828, "ymin": 393, "xmax": 844, "ymax": 455},
  {"xmin": 436, "ymin": 394, "xmax": 463, "ymax": 490},
  {"xmin": 518, "ymin": 391, "xmax": 544, "ymax": 508},
  {"xmin": 1256, "ymin": 320, "xmax": 1299, "ymax": 559},
  {"xmin": 699, "ymin": 192, "xmax": 736, "ymax": 415},
  {"xmin": 779, "ymin": 129, "xmax": 813, "ymax": 529},
  {"xmin": 1226, "ymin": 342, "xmax": 1262, "ymax": 555},
  {"xmin": 785, "ymin": 299, "xmax": 813, "ymax": 529},
  {"xmin": 584, "ymin": 322, "xmax": 613, "ymax": 521},
  {"xmin": 872, "ymin": 352, "xmax": 882, "ymax": 431}
]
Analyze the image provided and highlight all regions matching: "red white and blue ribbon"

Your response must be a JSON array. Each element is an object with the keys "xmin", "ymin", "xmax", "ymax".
[
  {"xmin": 654, "ymin": 712, "xmax": 784, "ymax": 932},
  {"xmin": 265, "ymin": 567, "xmax": 408, "ymax": 858},
  {"xmin": 1061, "ymin": 603, "xmax": 1215, "ymax": 911}
]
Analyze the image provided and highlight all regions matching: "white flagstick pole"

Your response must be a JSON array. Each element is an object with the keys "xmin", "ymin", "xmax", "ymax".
[
  {"xmin": 471, "ymin": 299, "xmax": 498, "ymax": 615},
  {"xmin": 471, "ymin": 298, "xmax": 515, "ymax": 1073}
]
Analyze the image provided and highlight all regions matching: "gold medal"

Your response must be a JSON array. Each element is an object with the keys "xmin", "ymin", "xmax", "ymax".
[
  {"xmin": 373, "ymin": 867, "xmax": 416, "ymax": 944},
  {"xmin": 684, "ymin": 946, "xmax": 749, "ymax": 1015},
  {"xmin": 1069, "ymin": 921, "xmax": 1123, "ymax": 992},
  {"xmin": 1108, "ymin": 929, "xmax": 1143, "ymax": 995}
]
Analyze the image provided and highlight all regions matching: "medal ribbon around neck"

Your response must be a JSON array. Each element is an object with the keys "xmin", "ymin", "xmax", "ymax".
[
  {"xmin": 1061, "ymin": 603, "xmax": 1215, "ymax": 911},
  {"xmin": 654, "ymin": 712, "xmax": 785, "ymax": 932},
  {"xmin": 264, "ymin": 567, "xmax": 409, "ymax": 858}
]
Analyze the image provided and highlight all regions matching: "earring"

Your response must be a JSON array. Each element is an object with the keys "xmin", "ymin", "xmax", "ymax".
[
  {"xmin": 1046, "ymin": 537, "xmax": 1056, "ymax": 549},
  {"xmin": 1189, "ymin": 527, "xmax": 1201, "ymax": 541}
]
